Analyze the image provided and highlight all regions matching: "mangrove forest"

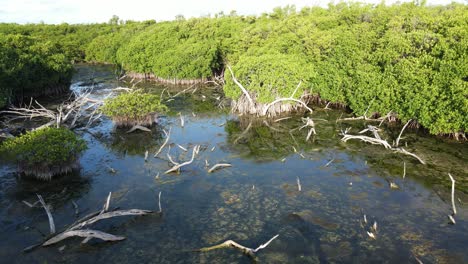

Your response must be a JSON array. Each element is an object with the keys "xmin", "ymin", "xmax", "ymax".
[{"xmin": 0, "ymin": 1, "xmax": 467, "ymax": 264}]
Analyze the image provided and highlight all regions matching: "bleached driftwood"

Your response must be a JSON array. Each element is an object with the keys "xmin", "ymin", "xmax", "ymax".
[
  {"xmin": 43, "ymin": 229, "xmax": 125, "ymax": 246},
  {"xmin": 177, "ymin": 144, "xmax": 188, "ymax": 152},
  {"xmin": 359, "ymin": 125, "xmax": 381, "ymax": 140},
  {"xmin": 70, "ymin": 209, "xmax": 152, "ymax": 231},
  {"xmin": 100, "ymin": 192, "xmax": 112, "ymax": 214},
  {"xmin": 198, "ymin": 234, "xmax": 279, "ymax": 256},
  {"xmin": 296, "ymin": 177, "xmax": 302, "ymax": 191},
  {"xmin": 448, "ymin": 173, "xmax": 457, "ymax": 215},
  {"xmin": 166, "ymin": 146, "xmax": 179, "ymax": 166},
  {"xmin": 341, "ymin": 127, "xmax": 425, "ymax": 164},
  {"xmin": 158, "ymin": 192, "xmax": 162, "ymax": 213},
  {"xmin": 165, "ymin": 145, "xmax": 200, "ymax": 174},
  {"xmin": 274, "ymin": 117, "xmax": 291, "ymax": 123},
  {"xmin": 395, "ymin": 119, "xmax": 412, "ymax": 147},
  {"xmin": 226, "ymin": 65, "xmax": 254, "ymax": 106},
  {"xmin": 126, "ymin": 125, "xmax": 151, "ymax": 133},
  {"xmin": 37, "ymin": 194, "xmax": 55, "ymax": 234},
  {"xmin": 179, "ymin": 113, "xmax": 185, "ymax": 127},
  {"xmin": 154, "ymin": 127, "xmax": 171, "ymax": 157},
  {"xmin": 208, "ymin": 163, "xmax": 232, "ymax": 173},
  {"xmin": 341, "ymin": 134, "xmax": 392, "ymax": 149},
  {"xmin": 393, "ymin": 148, "xmax": 425, "ymax": 165}
]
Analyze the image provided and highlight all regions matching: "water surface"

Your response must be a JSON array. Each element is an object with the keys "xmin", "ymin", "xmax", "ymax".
[{"xmin": 0, "ymin": 64, "xmax": 467, "ymax": 264}]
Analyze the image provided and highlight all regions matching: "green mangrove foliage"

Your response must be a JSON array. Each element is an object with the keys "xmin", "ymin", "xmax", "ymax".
[
  {"xmin": 224, "ymin": 53, "xmax": 313, "ymax": 103},
  {"xmin": 0, "ymin": 127, "xmax": 87, "ymax": 180},
  {"xmin": 0, "ymin": 34, "xmax": 74, "ymax": 108},
  {"xmin": 1, "ymin": 2, "xmax": 466, "ymax": 135},
  {"xmin": 101, "ymin": 92, "xmax": 168, "ymax": 127}
]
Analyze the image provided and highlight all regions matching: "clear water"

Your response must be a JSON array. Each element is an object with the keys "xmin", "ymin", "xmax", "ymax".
[{"xmin": 0, "ymin": 64, "xmax": 467, "ymax": 264}]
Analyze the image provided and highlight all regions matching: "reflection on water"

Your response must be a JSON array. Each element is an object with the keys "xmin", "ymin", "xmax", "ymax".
[{"xmin": 0, "ymin": 64, "xmax": 467, "ymax": 264}]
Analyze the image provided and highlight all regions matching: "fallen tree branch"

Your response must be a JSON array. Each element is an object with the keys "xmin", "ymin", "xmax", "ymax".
[
  {"xmin": 126, "ymin": 125, "xmax": 151, "ymax": 133},
  {"xmin": 448, "ymin": 173, "xmax": 457, "ymax": 215},
  {"xmin": 158, "ymin": 192, "xmax": 162, "ymax": 213},
  {"xmin": 154, "ymin": 127, "xmax": 171, "ymax": 157},
  {"xmin": 198, "ymin": 234, "xmax": 279, "ymax": 256},
  {"xmin": 37, "ymin": 194, "xmax": 55, "ymax": 235},
  {"xmin": 70, "ymin": 209, "xmax": 152, "ymax": 231},
  {"xmin": 341, "ymin": 134, "xmax": 392, "ymax": 149},
  {"xmin": 165, "ymin": 145, "xmax": 200, "ymax": 174},
  {"xmin": 393, "ymin": 148, "xmax": 425, "ymax": 165},
  {"xmin": 208, "ymin": 163, "xmax": 232, "ymax": 173},
  {"xmin": 43, "ymin": 229, "xmax": 125, "ymax": 246},
  {"xmin": 395, "ymin": 119, "xmax": 412, "ymax": 147}
]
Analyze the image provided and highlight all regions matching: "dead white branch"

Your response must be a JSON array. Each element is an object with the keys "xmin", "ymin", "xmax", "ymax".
[
  {"xmin": 208, "ymin": 163, "xmax": 232, "ymax": 173},
  {"xmin": 226, "ymin": 65, "xmax": 253, "ymax": 105},
  {"xmin": 341, "ymin": 134, "xmax": 392, "ymax": 149},
  {"xmin": 37, "ymin": 194, "xmax": 55, "ymax": 234},
  {"xmin": 296, "ymin": 177, "xmax": 302, "ymax": 191},
  {"xmin": 177, "ymin": 144, "xmax": 188, "ymax": 152},
  {"xmin": 158, "ymin": 192, "xmax": 162, "ymax": 213},
  {"xmin": 395, "ymin": 119, "xmax": 412, "ymax": 147},
  {"xmin": 100, "ymin": 192, "xmax": 111, "ymax": 214},
  {"xmin": 403, "ymin": 162, "xmax": 406, "ymax": 179},
  {"xmin": 198, "ymin": 234, "xmax": 279, "ymax": 256},
  {"xmin": 126, "ymin": 125, "xmax": 151, "ymax": 133},
  {"xmin": 179, "ymin": 113, "xmax": 185, "ymax": 127},
  {"xmin": 154, "ymin": 127, "xmax": 171, "ymax": 157},
  {"xmin": 448, "ymin": 173, "xmax": 457, "ymax": 215},
  {"xmin": 70, "ymin": 209, "xmax": 152, "ymax": 231},
  {"xmin": 43, "ymin": 229, "xmax": 125, "ymax": 246},
  {"xmin": 393, "ymin": 148, "xmax": 425, "ymax": 165},
  {"xmin": 165, "ymin": 145, "xmax": 200, "ymax": 174}
]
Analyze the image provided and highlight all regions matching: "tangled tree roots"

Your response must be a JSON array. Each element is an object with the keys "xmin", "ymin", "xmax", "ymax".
[
  {"xmin": 126, "ymin": 72, "xmax": 207, "ymax": 85},
  {"xmin": 112, "ymin": 114, "xmax": 158, "ymax": 128},
  {"xmin": 19, "ymin": 158, "xmax": 80, "ymax": 181},
  {"xmin": 231, "ymin": 94, "xmax": 313, "ymax": 117}
]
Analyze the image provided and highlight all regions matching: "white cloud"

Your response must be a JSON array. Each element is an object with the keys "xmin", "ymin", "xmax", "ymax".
[{"xmin": 0, "ymin": 0, "xmax": 464, "ymax": 24}]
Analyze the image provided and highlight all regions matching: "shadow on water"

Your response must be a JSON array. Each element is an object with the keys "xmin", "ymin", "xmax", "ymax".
[{"xmin": 0, "ymin": 64, "xmax": 467, "ymax": 264}]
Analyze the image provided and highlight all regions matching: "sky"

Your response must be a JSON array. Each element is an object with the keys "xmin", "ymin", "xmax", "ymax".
[{"xmin": 0, "ymin": 0, "xmax": 465, "ymax": 24}]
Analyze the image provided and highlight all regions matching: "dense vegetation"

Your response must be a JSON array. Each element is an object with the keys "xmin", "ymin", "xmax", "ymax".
[
  {"xmin": 0, "ymin": 2, "xmax": 466, "ymax": 135},
  {"xmin": 0, "ymin": 127, "xmax": 87, "ymax": 180},
  {"xmin": 0, "ymin": 34, "xmax": 74, "ymax": 108},
  {"xmin": 101, "ymin": 92, "xmax": 168, "ymax": 127}
]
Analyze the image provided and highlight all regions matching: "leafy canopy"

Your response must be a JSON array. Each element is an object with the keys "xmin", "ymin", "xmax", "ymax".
[{"xmin": 0, "ymin": 127, "xmax": 87, "ymax": 166}]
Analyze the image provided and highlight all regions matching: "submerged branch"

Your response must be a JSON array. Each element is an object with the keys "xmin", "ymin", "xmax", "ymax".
[
  {"xmin": 37, "ymin": 194, "xmax": 55, "ymax": 235},
  {"xmin": 207, "ymin": 163, "xmax": 232, "ymax": 173},
  {"xmin": 198, "ymin": 234, "xmax": 279, "ymax": 256},
  {"xmin": 43, "ymin": 229, "xmax": 125, "ymax": 246},
  {"xmin": 164, "ymin": 145, "xmax": 200, "ymax": 174},
  {"xmin": 154, "ymin": 127, "xmax": 171, "ymax": 157}
]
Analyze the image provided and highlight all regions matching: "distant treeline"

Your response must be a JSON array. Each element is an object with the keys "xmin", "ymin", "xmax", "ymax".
[{"xmin": 0, "ymin": 2, "xmax": 466, "ymax": 135}]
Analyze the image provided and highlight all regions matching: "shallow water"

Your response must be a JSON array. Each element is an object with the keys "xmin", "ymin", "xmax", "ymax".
[{"xmin": 0, "ymin": 64, "xmax": 467, "ymax": 264}]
